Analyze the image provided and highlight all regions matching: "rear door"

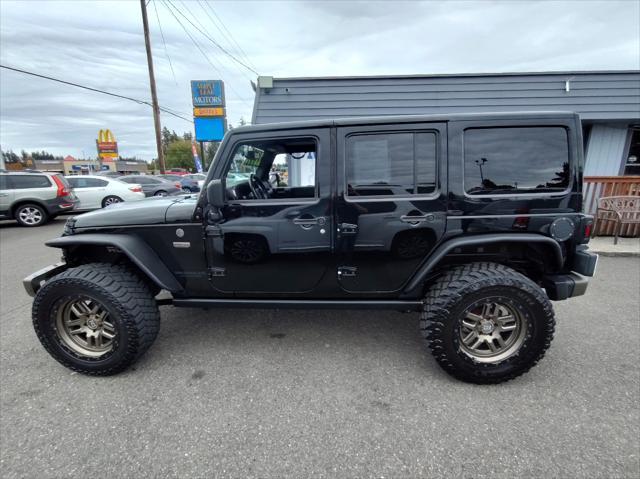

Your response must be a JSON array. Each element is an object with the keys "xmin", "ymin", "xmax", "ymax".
[
  {"xmin": 335, "ymin": 122, "xmax": 448, "ymax": 293},
  {"xmin": 67, "ymin": 177, "xmax": 107, "ymax": 209}
]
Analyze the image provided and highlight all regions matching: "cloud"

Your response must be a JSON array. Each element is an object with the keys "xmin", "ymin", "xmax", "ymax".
[{"xmin": 1, "ymin": 0, "xmax": 638, "ymax": 160}]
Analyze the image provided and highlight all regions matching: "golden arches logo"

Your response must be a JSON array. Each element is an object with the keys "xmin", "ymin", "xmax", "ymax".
[{"xmin": 98, "ymin": 129, "xmax": 116, "ymax": 143}]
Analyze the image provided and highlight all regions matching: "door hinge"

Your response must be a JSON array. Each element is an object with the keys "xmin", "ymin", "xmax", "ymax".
[
  {"xmin": 337, "ymin": 266, "xmax": 358, "ymax": 278},
  {"xmin": 338, "ymin": 223, "xmax": 358, "ymax": 235},
  {"xmin": 208, "ymin": 267, "xmax": 226, "ymax": 278}
]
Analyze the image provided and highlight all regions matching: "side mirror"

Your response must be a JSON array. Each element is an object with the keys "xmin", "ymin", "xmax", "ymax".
[{"xmin": 206, "ymin": 179, "xmax": 225, "ymax": 209}]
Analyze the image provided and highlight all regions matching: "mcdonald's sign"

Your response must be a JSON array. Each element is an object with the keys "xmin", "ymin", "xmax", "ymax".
[{"xmin": 96, "ymin": 129, "xmax": 118, "ymax": 160}]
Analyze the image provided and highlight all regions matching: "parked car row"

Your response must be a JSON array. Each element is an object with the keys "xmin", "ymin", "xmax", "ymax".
[{"xmin": 1, "ymin": 169, "xmax": 203, "ymax": 227}]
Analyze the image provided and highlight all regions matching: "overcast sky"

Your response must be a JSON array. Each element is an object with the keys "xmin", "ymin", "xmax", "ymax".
[{"xmin": 1, "ymin": 0, "xmax": 639, "ymax": 160}]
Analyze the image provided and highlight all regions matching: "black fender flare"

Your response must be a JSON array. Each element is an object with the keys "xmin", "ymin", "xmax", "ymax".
[
  {"xmin": 402, "ymin": 233, "xmax": 564, "ymax": 296},
  {"xmin": 46, "ymin": 234, "xmax": 184, "ymax": 293}
]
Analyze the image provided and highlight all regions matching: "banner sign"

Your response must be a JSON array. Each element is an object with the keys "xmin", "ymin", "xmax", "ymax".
[
  {"xmin": 96, "ymin": 129, "xmax": 118, "ymax": 161},
  {"xmin": 191, "ymin": 142, "xmax": 203, "ymax": 173},
  {"xmin": 191, "ymin": 80, "xmax": 225, "ymax": 107}
]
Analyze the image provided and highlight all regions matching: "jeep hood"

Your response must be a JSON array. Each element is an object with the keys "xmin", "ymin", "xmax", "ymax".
[{"xmin": 72, "ymin": 195, "xmax": 197, "ymax": 229}]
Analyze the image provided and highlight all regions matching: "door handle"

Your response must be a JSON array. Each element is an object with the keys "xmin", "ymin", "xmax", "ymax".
[
  {"xmin": 293, "ymin": 217, "xmax": 319, "ymax": 226},
  {"xmin": 400, "ymin": 215, "xmax": 433, "ymax": 224},
  {"xmin": 0, "ymin": 193, "xmax": 8, "ymax": 197}
]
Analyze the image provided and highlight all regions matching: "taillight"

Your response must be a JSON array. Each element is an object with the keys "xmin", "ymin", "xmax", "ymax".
[
  {"xmin": 129, "ymin": 185, "xmax": 143, "ymax": 193},
  {"xmin": 174, "ymin": 182, "xmax": 181, "ymax": 189},
  {"xmin": 52, "ymin": 175, "xmax": 70, "ymax": 197}
]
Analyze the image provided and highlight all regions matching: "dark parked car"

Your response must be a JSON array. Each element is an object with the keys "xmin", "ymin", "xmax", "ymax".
[
  {"xmin": 24, "ymin": 112, "xmax": 597, "ymax": 384},
  {"xmin": 157, "ymin": 174, "xmax": 201, "ymax": 193},
  {"xmin": 117, "ymin": 175, "xmax": 182, "ymax": 197}
]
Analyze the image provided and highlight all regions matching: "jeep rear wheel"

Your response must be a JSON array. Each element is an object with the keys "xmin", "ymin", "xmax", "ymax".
[
  {"xmin": 421, "ymin": 262, "xmax": 555, "ymax": 384},
  {"xmin": 32, "ymin": 263, "xmax": 160, "ymax": 376}
]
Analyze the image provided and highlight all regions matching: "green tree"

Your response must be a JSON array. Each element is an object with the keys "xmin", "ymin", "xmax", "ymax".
[
  {"xmin": 161, "ymin": 127, "xmax": 179, "ymax": 155},
  {"xmin": 165, "ymin": 140, "xmax": 197, "ymax": 171}
]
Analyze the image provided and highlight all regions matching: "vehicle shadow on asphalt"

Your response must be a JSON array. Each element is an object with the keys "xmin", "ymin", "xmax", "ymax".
[{"xmin": 141, "ymin": 305, "xmax": 454, "ymax": 382}]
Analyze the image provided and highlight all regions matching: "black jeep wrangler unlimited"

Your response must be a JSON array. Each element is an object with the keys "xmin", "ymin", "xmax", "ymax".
[{"xmin": 24, "ymin": 112, "xmax": 598, "ymax": 384}]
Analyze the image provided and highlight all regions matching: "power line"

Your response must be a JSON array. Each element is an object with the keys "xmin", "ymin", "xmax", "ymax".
[
  {"xmin": 177, "ymin": 0, "xmax": 253, "ymax": 84},
  {"xmin": 152, "ymin": 0, "xmax": 178, "ymax": 85},
  {"xmin": 0, "ymin": 64, "xmax": 193, "ymax": 123},
  {"xmin": 164, "ymin": 0, "xmax": 259, "ymax": 77},
  {"xmin": 198, "ymin": 0, "xmax": 257, "ymax": 72},
  {"xmin": 161, "ymin": 0, "xmax": 253, "ymax": 108}
]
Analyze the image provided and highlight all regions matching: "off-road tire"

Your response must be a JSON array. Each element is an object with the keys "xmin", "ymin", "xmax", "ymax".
[
  {"xmin": 32, "ymin": 263, "xmax": 160, "ymax": 376},
  {"xmin": 420, "ymin": 262, "xmax": 555, "ymax": 384}
]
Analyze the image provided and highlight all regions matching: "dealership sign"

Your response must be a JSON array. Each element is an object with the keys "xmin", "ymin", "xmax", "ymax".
[
  {"xmin": 191, "ymin": 80, "xmax": 227, "ymax": 142},
  {"xmin": 96, "ymin": 129, "xmax": 118, "ymax": 161},
  {"xmin": 190, "ymin": 80, "xmax": 225, "ymax": 107}
]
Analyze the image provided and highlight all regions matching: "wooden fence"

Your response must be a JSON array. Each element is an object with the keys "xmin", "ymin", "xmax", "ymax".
[{"xmin": 584, "ymin": 176, "xmax": 640, "ymax": 237}]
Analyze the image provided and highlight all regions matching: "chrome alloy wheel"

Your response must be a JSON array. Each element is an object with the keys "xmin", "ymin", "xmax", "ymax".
[
  {"xmin": 18, "ymin": 206, "xmax": 43, "ymax": 225},
  {"xmin": 55, "ymin": 297, "xmax": 116, "ymax": 358},
  {"xmin": 458, "ymin": 299, "xmax": 527, "ymax": 363},
  {"xmin": 103, "ymin": 196, "xmax": 121, "ymax": 206}
]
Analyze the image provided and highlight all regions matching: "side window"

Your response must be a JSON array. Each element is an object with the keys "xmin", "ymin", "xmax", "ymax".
[
  {"xmin": 0, "ymin": 175, "xmax": 7, "ymax": 190},
  {"xmin": 224, "ymin": 137, "xmax": 317, "ymax": 200},
  {"xmin": 9, "ymin": 175, "xmax": 52, "ymax": 189},
  {"xmin": 346, "ymin": 132, "xmax": 437, "ymax": 196},
  {"xmin": 464, "ymin": 127, "xmax": 570, "ymax": 195}
]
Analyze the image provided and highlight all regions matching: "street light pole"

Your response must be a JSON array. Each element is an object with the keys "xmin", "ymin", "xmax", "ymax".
[{"xmin": 140, "ymin": 0, "xmax": 166, "ymax": 174}]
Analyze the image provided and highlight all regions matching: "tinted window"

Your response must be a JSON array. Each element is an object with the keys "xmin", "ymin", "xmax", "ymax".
[
  {"xmin": 0, "ymin": 175, "xmax": 8, "ymax": 191},
  {"xmin": 464, "ymin": 127, "xmax": 570, "ymax": 195},
  {"xmin": 346, "ymin": 132, "xmax": 437, "ymax": 196},
  {"xmin": 119, "ymin": 177, "xmax": 135, "ymax": 183},
  {"xmin": 9, "ymin": 175, "xmax": 52, "ymax": 189},
  {"xmin": 67, "ymin": 177, "xmax": 108, "ymax": 188}
]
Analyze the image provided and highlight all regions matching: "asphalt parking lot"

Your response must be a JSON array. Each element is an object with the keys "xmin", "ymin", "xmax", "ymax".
[{"xmin": 1, "ymin": 217, "xmax": 639, "ymax": 478}]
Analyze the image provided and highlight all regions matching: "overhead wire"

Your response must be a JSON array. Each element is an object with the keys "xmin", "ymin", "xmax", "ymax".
[
  {"xmin": 161, "ymin": 0, "xmax": 253, "ymax": 108},
  {"xmin": 198, "ymin": 0, "xmax": 257, "ymax": 72},
  {"xmin": 164, "ymin": 0, "xmax": 258, "ymax": 77},
  {"xmin": 0, "ymin": 64, "xmax": 193, "ymax": 123},
  {"xmin": 176, "ymin": 0, "xmax": 254, "ymax": 84},
  {"xmin": 152, "ymin": 0, "xmax": 178, "ymax": 86}
]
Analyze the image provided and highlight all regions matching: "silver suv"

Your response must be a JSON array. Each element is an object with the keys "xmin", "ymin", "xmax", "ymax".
[{"xmin": 0, "ymin": 170, "xmax": 78, "ymax": 226}]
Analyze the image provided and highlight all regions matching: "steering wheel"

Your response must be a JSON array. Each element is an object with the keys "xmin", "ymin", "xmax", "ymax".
[{"xmin": 249, "ymin": 174, "xmax": 269, "ymax": 199}]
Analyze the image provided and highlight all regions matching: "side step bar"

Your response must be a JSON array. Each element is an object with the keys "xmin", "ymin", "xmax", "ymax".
[{"xmin": 172, "ymin": 298, "xmax": 423, "ymax": 311}]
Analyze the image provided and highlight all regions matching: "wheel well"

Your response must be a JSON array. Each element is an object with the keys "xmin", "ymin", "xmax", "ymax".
[
  {"xmin": 432, "ymin": 241, "xmax": 560, "ymax": 282},
  {"xmin": 11, "ymin": 200, "xmax": 48, "ymax": 217},
  {"xmin": 62, "ymin": 244, "xmax": 161, "ymax": 295}
]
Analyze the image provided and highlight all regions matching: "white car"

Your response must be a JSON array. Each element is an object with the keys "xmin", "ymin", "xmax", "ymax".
[{"xmin": 65, "ymin": 175, "xmax": 145, "ymax": 210}]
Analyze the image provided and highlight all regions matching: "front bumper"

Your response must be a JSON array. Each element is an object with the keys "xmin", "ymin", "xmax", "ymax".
[{"xmin": 23, "ymin": 262, "xmax": 68, "ymax": 297}]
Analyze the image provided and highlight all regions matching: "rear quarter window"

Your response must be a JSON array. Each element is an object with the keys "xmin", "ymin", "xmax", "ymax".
[
  {"xmin": 8, "ymin": 175, "xmax": 52, "ymax": 189},
  {"xmin": 464, "ymin": 126, "xmax": 570, "ymax": 195}
]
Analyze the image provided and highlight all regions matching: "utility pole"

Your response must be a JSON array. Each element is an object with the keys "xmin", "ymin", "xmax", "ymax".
[{"xmin": 140, "ymin": 0, "xmax": 165, "ymax": 173}]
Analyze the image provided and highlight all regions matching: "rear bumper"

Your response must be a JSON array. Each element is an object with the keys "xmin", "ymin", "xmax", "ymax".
[
  {"xmin": 543, "ymin": 249, "xmax": 598, "ymax": 301},
  {"xmin": 23, "ymin": 262, "xmax": 68, "ymax": 297}
]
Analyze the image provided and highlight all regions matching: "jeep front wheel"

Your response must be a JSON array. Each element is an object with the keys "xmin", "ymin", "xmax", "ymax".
[
  {"xmin": 32, "ymin": 263, "xmax": 160, "ymax": 375},
  {"xmin": 421, "ymin": 262, "xmax": 555, "ymax": 384}
]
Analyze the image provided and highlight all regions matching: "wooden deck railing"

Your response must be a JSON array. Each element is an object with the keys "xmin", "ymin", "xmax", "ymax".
[{"xmin": 584, "ymin": 176, "xmax": 640, "ymax": 237}]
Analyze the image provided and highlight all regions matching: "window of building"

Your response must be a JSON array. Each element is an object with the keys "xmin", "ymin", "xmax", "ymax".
[
  {"xmin": 346, "ymin": 132, "xmax": 437, "ymax": 196},
  {"xmin": 464, "ymin": 127, "xmax": 570, "ymax": 195},
  {"xmin": 623, "ymin": 128, "xmax": 640, "ymax": 176},
  {"xmin": 8, "ymin": 175, "xmax": 52, "ymax": 189}
]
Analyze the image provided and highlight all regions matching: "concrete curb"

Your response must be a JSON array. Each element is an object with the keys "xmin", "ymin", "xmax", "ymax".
[{"xmin": 590, "ymin": 250, "xmax": 640, "ymax": 257}]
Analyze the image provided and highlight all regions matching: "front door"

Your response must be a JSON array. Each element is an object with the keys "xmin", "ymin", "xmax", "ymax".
[
  {"xmin": 205, "ymin": 129, "xmax": 332, "ymax": 295},
  {"xmin": 335, "ymin": 123, "xmax": 448, "ymax": 293}
]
